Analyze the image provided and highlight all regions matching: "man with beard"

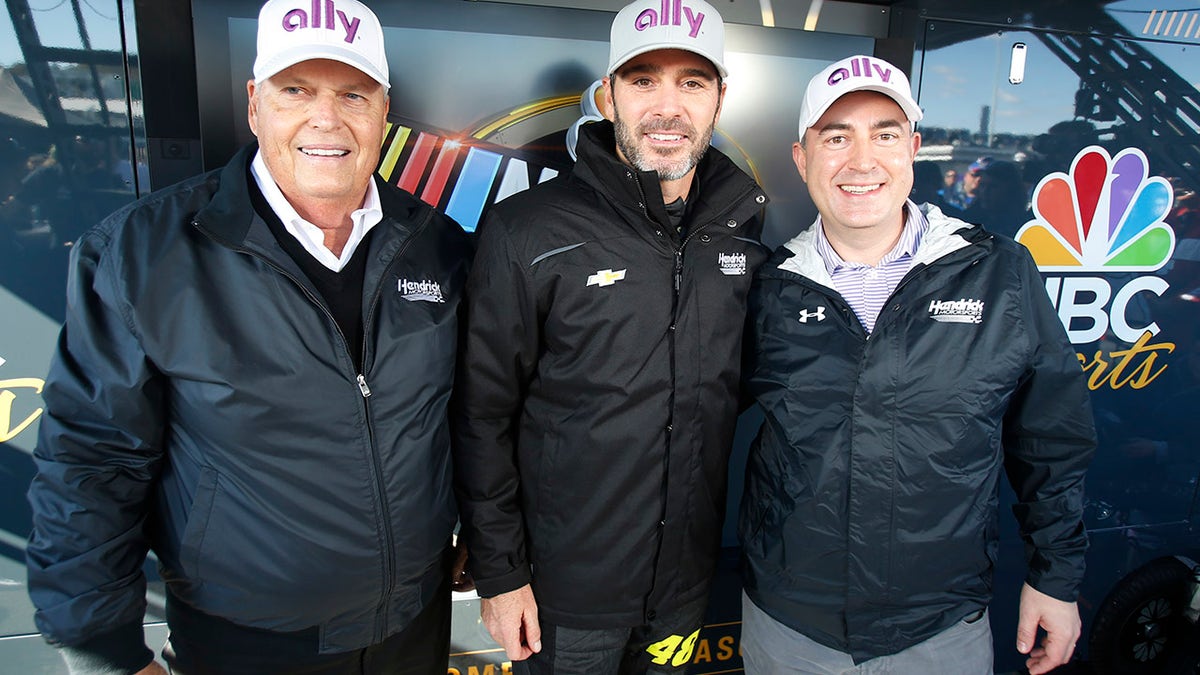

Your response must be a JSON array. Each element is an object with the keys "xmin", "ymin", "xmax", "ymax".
[{"xmin": 452, "ymin": 0, "xmax": 768, "ymax": 672}]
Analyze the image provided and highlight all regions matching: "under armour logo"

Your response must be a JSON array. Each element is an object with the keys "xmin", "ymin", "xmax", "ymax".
[{"xmin": 798, "ymin": 307, "xmax": 826, "ymax": 323}]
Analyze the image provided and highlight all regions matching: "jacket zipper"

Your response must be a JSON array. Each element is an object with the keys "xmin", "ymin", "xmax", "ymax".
[
  {"xmin": 193, "ymin": 213, "xmax": 429, "ymax": 640},
  {"xmin": 356, "ymin": 217, "xmax": 427, "ymax": 638},
  {"xmin": 629, "ymin": 175, "xmax": 756, "ymax": 616}
]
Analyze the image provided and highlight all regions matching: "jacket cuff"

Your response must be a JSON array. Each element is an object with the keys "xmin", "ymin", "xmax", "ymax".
[
  {"xmin": 473, "ymin": 566, "xmax": 533, "ymax": 599},
  {"xmin": 58, "ymin": 620, "xmax": 154, "ymax": 674}
]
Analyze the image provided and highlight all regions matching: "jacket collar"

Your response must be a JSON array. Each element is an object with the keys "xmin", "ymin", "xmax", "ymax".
[
  {"xmin": 572, "ymin": 121, "xmax": 768, "ymax": 233},
  {"xmin": 776, "ymin": 201, "xmax": 985, "ymax": 284},
  {"xmin": 193, "ymin": 142, "xmax": 423, "ymax": 255}
]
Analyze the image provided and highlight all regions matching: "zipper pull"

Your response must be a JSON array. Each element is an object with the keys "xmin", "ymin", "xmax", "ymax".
[
  {"xmin": 357, "ymin": 374, "xmax": 372, "ymax": 398},
  {"xmin": 674, "ymin": 250, "xmax": 683, "ymax": 292}
]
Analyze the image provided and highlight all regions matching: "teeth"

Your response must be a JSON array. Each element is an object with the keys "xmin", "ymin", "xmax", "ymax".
[
  {"xmin": 301, "ymin": 148, "xmax": 348, "ymax": 157},
  {"xmin": 648, "ymin": 133, "xmax": 683, "ymax": 141},
  {"xmin": 841, "ymin": 184, "xmax": 880, "ymax": 194}
]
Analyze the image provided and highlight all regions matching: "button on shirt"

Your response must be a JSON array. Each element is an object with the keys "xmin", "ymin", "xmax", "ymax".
[
  {"xmin": 250, "ymin": 151, "xmax": 383, "ymax": 272},
  {"xmin": 815, "ymin": 201, "xmax": 928, "ymax": 333}
]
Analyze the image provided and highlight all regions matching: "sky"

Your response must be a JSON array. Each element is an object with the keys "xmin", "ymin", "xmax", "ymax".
[{"xmin": 1, "ymin": 0, "xmax": 124, "ymax": 68}]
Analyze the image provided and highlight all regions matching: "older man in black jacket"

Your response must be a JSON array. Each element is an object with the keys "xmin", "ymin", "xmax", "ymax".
[{"xmin": 25, "ymin": 1, "xmax": 471, "ymax": 673}]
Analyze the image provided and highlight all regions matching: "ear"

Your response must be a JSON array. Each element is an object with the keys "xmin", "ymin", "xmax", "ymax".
[
  {"xmin": 246, "ymin": 80, "xmax": 259, "ymax": 136},
  {"xmin": 601, "ymin": 76, "xmax": 615, "ymax": 121},
  {"xmin": 910, "ymin": 129, "xmax": 922, "ymax": 157},
  {"xmin": 792, "ymin": 141, "xmax": 808, "ymax": 183}
]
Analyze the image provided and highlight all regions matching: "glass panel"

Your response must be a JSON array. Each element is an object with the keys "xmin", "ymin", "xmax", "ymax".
[{"xmin": 1, "ymin": 0, "xmax": 139, "ymax": 643}]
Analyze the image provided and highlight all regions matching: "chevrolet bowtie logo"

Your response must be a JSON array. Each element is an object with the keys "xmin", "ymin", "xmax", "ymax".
[
  {"xmin": 798, "ymin": 307, "xmax": 826, "ymax": 323},
  {"xmin": 587, "ymin": 269, "xmax": 627, "ymax": 287}
]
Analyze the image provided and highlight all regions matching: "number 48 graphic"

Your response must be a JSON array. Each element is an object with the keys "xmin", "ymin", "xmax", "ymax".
[{"xmin": 646, "ymin": 629, "xmax": 701, "ymax": 667}]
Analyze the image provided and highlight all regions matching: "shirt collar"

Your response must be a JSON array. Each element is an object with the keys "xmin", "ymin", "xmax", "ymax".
[
  {"xmin": 250, "ymin": 150, "xmax": 383, "ymax": 272},
  {"xmin": 814, "ymin": 200, "xmax": 928, "ymax": 275}
]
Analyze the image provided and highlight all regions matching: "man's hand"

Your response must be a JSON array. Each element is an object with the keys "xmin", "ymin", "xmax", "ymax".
[
  {"xmin": 135, "ymin": 661, "xmax": 168, "ymax": 675},
  {"xmin": 1017, "ymin": 582, "xmax": 1081, "ymax": 675},
  {"xmin": 481, "ymin": 584, "xmax": 542, "ymax": 661},
  {"xmin": 451, "ymin": 539, "xmax": 474, "ymax": 593}
]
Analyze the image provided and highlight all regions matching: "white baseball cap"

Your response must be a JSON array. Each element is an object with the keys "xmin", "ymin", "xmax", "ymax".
[
  {"xmin": 253, "ymin": 0, "xmax": 390, "ymax": 89},
  {"xmin": 798, "ymin": 54, "xmax": 921, "ymax": 137},
  {"xmin": 607, "ymin": 0, "xmax": 727, "ymax": 78}
]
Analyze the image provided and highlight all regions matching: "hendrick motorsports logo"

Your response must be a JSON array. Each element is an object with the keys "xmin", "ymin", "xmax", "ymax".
[
  {"xmin": 397, "ymin": 278, "xmax": 445, "ymax": 303},
  {"xmin": 1014, "ymin": 146, "xmax": 1177, "ymax": 391},
  {"xmin": 718, "ymin": 252, "xmax": 746, "ymax": 276},
  {"xmin": 928, "ymin": 298, "xmax": 984, "ymax": 324}
]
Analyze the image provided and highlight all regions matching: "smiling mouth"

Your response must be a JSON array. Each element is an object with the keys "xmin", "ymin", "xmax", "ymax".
[
  {"xmin": 646, "ymin": 133, "xmax": 686, "ymax": 142},
  {"xmin": 300, "ymin": 147, "xmax": 349, "ymax": 157},
  {"xmin": 840, "ymin": 184, "xmax": 882, "ymax": 194}
]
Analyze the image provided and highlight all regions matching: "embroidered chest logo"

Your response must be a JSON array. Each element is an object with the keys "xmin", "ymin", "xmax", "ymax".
[
  {"xmin": 587, "ymin": 269, "xmax": 627, "ymax": 287},
  {"xmin": 928, "ymin": 298, "xmax": 984, "ymax": 324},
  {"xmin": 798, "ymin": 306, "xmax": 826, "ymax": 323},
  {"xmin": 718, "ymin": 252, "xmax": 747, "ymax": 276},
  {"xmin": 398, "ymin": 278, "xmax": 445, "ymax": 303}
]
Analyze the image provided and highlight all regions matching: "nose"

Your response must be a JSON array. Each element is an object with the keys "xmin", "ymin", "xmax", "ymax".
[
  {"xmin": 649, "ymin": 85, "xmax": 684, "ymax": 118},
  {"xmin": 846, "ymin": 140, "xmax": 876, "ymax": 172},
  {"xmin": 308, "ymin": 92, "xmax": 344, "ymax": 130}
]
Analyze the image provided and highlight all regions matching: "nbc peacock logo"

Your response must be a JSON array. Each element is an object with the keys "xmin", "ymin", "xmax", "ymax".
[{"xmin": 1015, "ymin": 146, "xmax": 1176, "ymax": 272}]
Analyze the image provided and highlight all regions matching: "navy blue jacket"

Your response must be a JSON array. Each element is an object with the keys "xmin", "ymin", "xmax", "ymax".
[
  {"xmin": 741, "ymin": 205, "xmax": 1096, "ymax": 662},
  {"xmin": 26, "ymin": 144, "xmax": 472, "ymax": 670}
]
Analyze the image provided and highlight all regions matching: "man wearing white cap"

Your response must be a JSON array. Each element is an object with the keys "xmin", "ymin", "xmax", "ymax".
[
  {"xmin": 738, "ymin": 54, "xmax": 1096, "ymax": 674},
  {"xmin": 452, "ymin": 0, "xmax": 768, "ymax": 672},
  {"xmin": 25, "ymin": 1, "xmax": 471, "ymax": 673}
]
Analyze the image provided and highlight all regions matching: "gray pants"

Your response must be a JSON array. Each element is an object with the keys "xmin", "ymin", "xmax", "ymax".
[
  {"xmin": 514, "ymin": 593, "xmax": 708, "ymax": 675},
  {"xmin": 740, "ymin": 592, "xmax": 993, "ymax": 675}
]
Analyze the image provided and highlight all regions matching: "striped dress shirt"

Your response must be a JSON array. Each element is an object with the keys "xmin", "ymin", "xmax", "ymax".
[{"xmin": 814, "ymin": 201, "xmax": 929, "ymax": 333}]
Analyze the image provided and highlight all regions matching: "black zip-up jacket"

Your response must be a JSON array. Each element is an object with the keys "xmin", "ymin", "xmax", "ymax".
[
  {"xmin": 453, "ymin": 121, "xmax": 769, "ymax": 627},
  {"xmin": 740, "ymin": 205, "xmax": 1096, "ymax": 662},
  {"xmin": 26, "ymin": 144, "xmax": 472, "ymax": 671}
]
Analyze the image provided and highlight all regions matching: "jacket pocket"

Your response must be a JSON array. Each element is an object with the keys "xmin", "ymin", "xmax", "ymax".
[
  {"xmin": 529, "ymin": 427, "xmax": 566, "ymax": 562},
  {"xmin": 178, "ymin": 466, "xmax": 219, "ymax": 581}
]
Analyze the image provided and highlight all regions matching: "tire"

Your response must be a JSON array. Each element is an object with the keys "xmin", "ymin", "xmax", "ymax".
[
  {"xmin": 1161, "ymin": 618, "xmax": 1200, "ymax": 674},
  {"xmin": 1088, "ymin": 556, "xmax": 1195, "ymax": 675}
]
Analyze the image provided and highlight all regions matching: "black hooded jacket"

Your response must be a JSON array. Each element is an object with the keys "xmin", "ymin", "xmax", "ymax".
[{"xmin": 454, "ymin": 121, "xmax": 769, "ymax": 627}]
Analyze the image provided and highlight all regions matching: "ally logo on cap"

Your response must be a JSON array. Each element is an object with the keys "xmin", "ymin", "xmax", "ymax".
[
  {"xmin": 634, "ymin": 0, "xmax": 706, "ymax": 38},
  {"xmin": 827, "ymin": 56, "xmax": 896, "ymax": 86},
  {"xmin": 280, "ymin": 1, "xmax": 362, "ymax": 43}
]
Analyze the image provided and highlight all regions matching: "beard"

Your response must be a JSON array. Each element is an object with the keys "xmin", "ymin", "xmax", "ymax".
[{"xmin": 613, "ymin": 107, "xmax": 715, "ymax": 182}]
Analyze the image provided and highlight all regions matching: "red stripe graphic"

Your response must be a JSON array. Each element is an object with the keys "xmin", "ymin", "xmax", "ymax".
[
  {"xmin": 397, "ymin": 132, "xmax": 437, "ymax": 195},
  {"xmin": 420, "ymin": 139, "xmax": 462, "ymax": 206}
]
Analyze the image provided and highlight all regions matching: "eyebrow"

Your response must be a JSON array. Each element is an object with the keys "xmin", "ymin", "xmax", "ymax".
[
  {"xmin": 618, "ymin": 63, "xmax": 717, "ymax": 81},
  {"xmin": 815, "ymin": 118, "xmax": 906, "ymax": 135}
]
